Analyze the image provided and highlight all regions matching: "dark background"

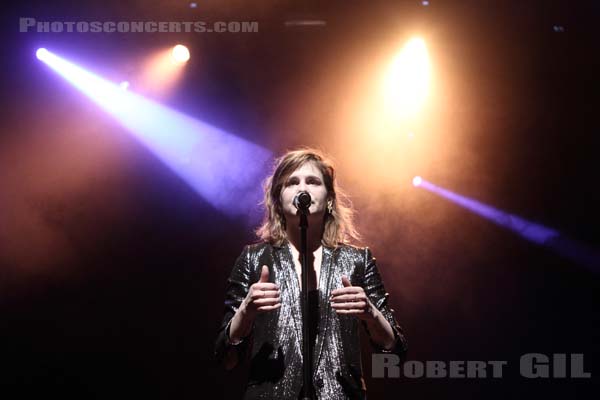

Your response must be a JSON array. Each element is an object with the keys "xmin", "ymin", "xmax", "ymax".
[{"xmin": 1, "ymin": 1, "xmax": 599, "ymax": 399}]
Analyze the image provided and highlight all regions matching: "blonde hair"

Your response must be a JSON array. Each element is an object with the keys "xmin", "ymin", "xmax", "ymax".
[{"xmin": 255, "ymin": 148, "xmax": 360, "ymax": 247}]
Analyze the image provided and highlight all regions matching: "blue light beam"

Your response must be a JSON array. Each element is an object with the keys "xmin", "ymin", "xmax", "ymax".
[
  {"xmin": 414, "ymin": 177, "xmax": 600, "ymax": 272},
  {"xmin": 37, "ymin": 48, "xmax": 272, "ymax": 220}
]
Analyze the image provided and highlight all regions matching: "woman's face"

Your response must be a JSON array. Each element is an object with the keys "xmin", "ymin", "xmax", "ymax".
[{"xmin": 279, "ymin": 161, "xmax": 329, "ymax": 220}]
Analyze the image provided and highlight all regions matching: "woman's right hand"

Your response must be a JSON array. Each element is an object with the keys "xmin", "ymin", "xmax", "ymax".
[
  {"xmin": 229, "ymin": 265, "xmax": 281, "ymax": 343},
  {"xmin": 240, "ymin": 265, "xmax": 281, "ymax": 318}
]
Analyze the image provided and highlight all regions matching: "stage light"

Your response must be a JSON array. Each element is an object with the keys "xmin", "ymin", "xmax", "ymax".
[
  {"xmin": 36, "ymin": 48, "xmax": 48, "ymax": 60},
  {"xmin": 412, "ymin": 176, "xmax": 422, "ymax": 187},
  {"xmin": 284, "ymin": 20, "xmax": 327, "ymax": 27},
  {"xmin": 36, "ymin": 48, "xmax": 271, "ymax": 221},
  {"xmin": 171, "ymin": 44, "xmax": 190, "ymax": 63},
  {"xmin": 382, "ymin": 37, "xmax": 431, "ymax": 120},
  {"xmin": 140, "ymin": 46, "xmax": 189, "ymax": 97},
  {"xmin": 119, "ymin": 81, "xmax": 129, "ymax": 90}
]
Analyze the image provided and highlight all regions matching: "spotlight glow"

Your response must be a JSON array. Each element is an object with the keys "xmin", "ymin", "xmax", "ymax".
[
  {"xmin": 36, "ymin": 48, "xmax": 271, "ymax": 220},
  {"xmin": 412, "ymin": 176, "xmax": 422, "ymax": 187},
  {"xmin": 36, "ymin": 48, "xmax": 48, "ymax": 60},
  {"xmin": 140, "ymin": 47, "xmax": 188, "ymax": 96},
  {"xmin": 171, "ymin": 45, "xmax": 190, "ymax": 63},
  {"xmin": 382, "ymin": 37, "xmax": 431, "ymax": 120}
]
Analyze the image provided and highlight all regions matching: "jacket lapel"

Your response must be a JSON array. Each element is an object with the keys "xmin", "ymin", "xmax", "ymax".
[
  {"xmin": 274, "ymin": 244, "xmax": 303, "ymax": 354},
  {"xmin": 276, "ymin": 243, "xmax": 336, "ymax": 377},
  {"xmin": 312, "ymin": 245, "xmax": 335, "ymax": 376}
]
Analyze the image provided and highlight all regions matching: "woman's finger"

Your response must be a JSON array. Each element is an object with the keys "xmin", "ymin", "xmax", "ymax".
[
  {"xmin": 331, "ymin": 301, "xmax": 366, "ymax": 310},
  {"xmin": 330, "ymin": 293, "xmax": 366, "ymax": 303},
  {"xmin": 250, "ymin": 289, "xmax": 280, "ymax": 301},
  {"xmin": 330, "ymin": 287, "xmax": 363, "ymax": 296},
  {"xmin": 257, "ymin": 303, "xmax": 282, "ymax": 312},
  {"xmin": 334, "ymin": 309, "xmax": 366, "ymax": 315},
  {"xmin": 258, "ymin": 289, "xmax": 280, "ymax": 298},
  {"xmin": 254, "ymin": 297, "xmax": 281, "ymax": 306},
  {"xmin": 253, "ymin": 283, "xmax": 280, "ymax": 291}
]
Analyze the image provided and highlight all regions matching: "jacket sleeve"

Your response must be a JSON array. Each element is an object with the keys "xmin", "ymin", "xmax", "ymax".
[
  {"xmin": 361, "ymin": 247, "xmax": 408, "ymax": 357},
  {"xmin": 214, "ymin": 245, "xmax": 254, "ymax": 369}
]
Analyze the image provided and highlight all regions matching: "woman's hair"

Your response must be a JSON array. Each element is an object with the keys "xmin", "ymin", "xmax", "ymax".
[{"xmin": 255, "ymin": 148, "xmax": 361, "ymax": 247}]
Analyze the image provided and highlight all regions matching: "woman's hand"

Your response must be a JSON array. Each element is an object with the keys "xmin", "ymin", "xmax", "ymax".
[
  {"xmin": 330, "ymin": 276, "xmax": 376, "ymax": 321},
  {"xmin": 331, "ymin": 276, "xmax": 397, "ymax": 350},
  {"xmin": 229, "ymin": 266, "xmax": 280, "ymax": 344},
  {"xmin": 240, "ymin": 265, "xmax": 281, "ymax": 318}
]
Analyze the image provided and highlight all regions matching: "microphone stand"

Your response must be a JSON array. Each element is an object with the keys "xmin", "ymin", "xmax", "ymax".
[{"xmin": 299, "ymin": 210, "xmax": 314, "ymax": 400}]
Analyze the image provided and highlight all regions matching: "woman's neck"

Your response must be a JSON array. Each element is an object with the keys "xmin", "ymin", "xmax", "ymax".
[{"xmin": 285, "ymin": 216, "xmax": 324, "ymax": 253}]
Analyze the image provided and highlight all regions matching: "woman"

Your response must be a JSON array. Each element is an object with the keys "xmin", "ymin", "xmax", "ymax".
[{"xmin": 215, "ymin": 148, "xmax": 407, "ymax": 400}]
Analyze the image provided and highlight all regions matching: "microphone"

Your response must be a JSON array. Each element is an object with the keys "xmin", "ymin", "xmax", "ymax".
[{"xmin": 293, "ymin": 191, "xmax": 312, "ymax": 213}]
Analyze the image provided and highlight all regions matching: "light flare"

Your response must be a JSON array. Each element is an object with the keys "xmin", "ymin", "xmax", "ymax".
[
  {"xmin": 382, "ymin": 37, "xmax": 431, "ymax": 120},
  {"xmin": 36, "ymin": 48, "xmax": 271, "ymax": 220}
]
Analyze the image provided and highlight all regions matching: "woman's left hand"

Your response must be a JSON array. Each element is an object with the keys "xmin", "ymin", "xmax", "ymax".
[{"xmin": 330, "ymin": 276, "xmax": 376, "ymax": 321}]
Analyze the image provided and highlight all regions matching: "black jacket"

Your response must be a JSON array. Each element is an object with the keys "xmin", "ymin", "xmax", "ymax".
[{"xmin": 215, "ymin": 242, "xmax": 407, "ymax": 400}]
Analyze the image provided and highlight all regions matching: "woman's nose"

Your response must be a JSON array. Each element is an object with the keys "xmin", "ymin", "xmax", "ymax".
[{"xmin": 297, "ymin": 181, "xmax": 308, "ymax": 191}]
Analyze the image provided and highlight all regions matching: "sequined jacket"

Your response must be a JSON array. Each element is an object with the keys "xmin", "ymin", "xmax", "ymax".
[{"xmin": 214, "ymin": 241, "xmax": 407, "ymax": 400}]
